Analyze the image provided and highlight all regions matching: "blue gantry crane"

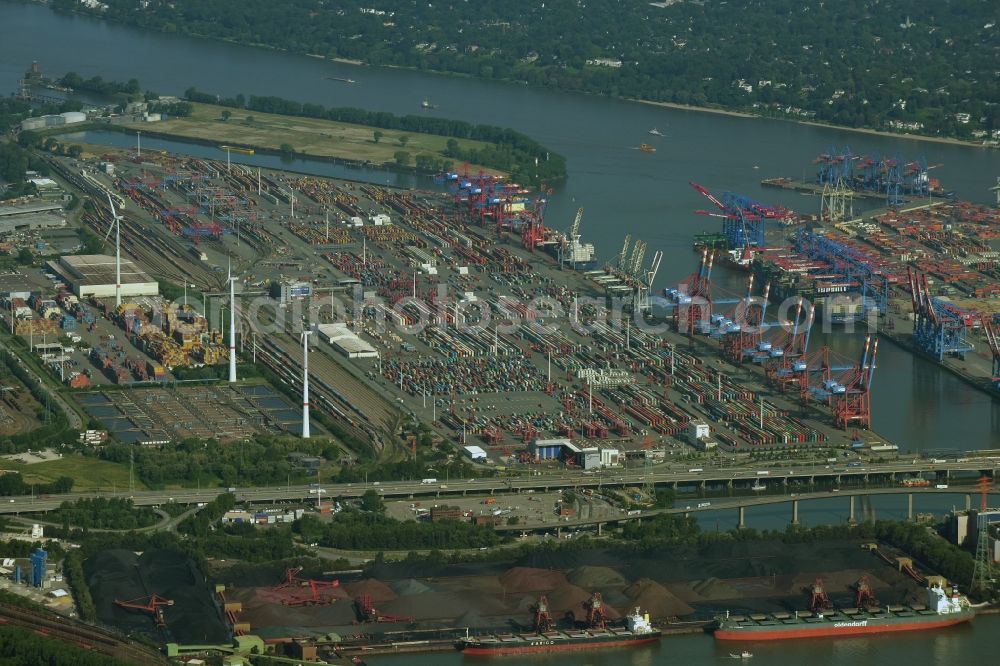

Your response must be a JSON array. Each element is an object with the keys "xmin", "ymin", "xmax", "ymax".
[
  {"xmin": 908, "ymin": 267, "xmax": 975, "ymax": 362},
  {"xmin": 690, "ymin": 182, "xmax": 794, "ymax": 263},
  {"xmin": 793, "ymin": 230, "xmax": 890, "ymax": 317}
]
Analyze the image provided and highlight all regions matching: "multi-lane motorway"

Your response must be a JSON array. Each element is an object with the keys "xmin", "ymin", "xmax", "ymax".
[{"xmin": 2, "ymin": 459, "xmax": 995, "ymax": 516}]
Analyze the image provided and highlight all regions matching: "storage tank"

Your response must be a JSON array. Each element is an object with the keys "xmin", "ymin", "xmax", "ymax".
[
  {"xmin": 59, "ymin": 111, "xmax": 87, "ymax": 124},
  {"xmin": 42, "ymin": 115, "xmax": 65, "ymax": 127},
  {"xmin": 20, "ymin": 117, "xmax": 46, "ymax": 131}
]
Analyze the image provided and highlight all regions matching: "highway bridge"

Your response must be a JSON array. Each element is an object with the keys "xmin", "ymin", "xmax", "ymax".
[{"xmin": 1, "ymin": 459, "xmax": 995, "ymax": 517}]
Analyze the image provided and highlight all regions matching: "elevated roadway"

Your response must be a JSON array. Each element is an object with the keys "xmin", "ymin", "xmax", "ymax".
[{"xmin": 1, "ymin": 459, "xmax": 995, "ymax": 516}]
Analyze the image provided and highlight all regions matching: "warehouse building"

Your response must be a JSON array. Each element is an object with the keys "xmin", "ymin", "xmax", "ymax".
[
  {"xmin": 0, "ymin": 200, "xmax": 66, "ymax": 234},
  {"xmin": 463, "ymin": 445, "xmax": 487, "ymax": 462},
  {"xmin": 316, "ymin": 323, "xmax": 378, "ymax": 359},
  {"xmin": 47, "ymin": 254, "xmax": 158, "ymax": 299}
]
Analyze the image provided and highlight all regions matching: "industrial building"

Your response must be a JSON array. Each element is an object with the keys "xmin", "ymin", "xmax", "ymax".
[
  {"xmin": 47, "ymin": 254, "xmax": 158, "ymax": 299},
  {"xmin": 463, "ymin": 444, "xmax": 487, "ymax": 461},
  {"xmin": 270, "ymin": 279, "xmax": 311, "ymax": 304},
  {"xmin": 19, "ymin": 111, "xmax": 87, "ymax": 132},
  {"xmin": 949, "ymin": 509, "xmax": 1000, "ymax": 563},
  {"xmin": 316, "ymin": 323, "xmax": 378, "ymax": 359},
  {"xmin": 0, "ymin": 200, "xmax": 66, "ymax": 233}
]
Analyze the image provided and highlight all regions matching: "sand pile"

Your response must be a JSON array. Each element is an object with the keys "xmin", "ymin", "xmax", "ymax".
[
  {"xmin": 598, "ymin": 587, "xmax": 632, "ymax": 608},
  {"xmin": 624, "ymin": 578, "xmax": 694, "ymax": 618},
  {"xmin": 545, "ymin": 584, "xmax": 593, "ymax": 614},
  {"xmin": 499, "ymin": 567, "xmax": 568, "ymax": 593},
  {"xmin": 392, "ymin": 578, "xmax": 433, "ymax": 596},
  {"xmin": 691, "ymin": 577, "xmax": 741, "ymax": 600},
  {"xmin": 345, "ymin": 578, "xmax": 397, "ymax": 603},
  {"xmin": 567, "ymin": 566, "xmax": 627, "ymax": 588}
]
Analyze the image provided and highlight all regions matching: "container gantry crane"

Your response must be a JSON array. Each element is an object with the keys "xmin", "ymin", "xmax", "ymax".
[
  {"xmin": 674, "ymin": 248, "xmax": 714, "ymax": 336},
  {"xmin": 908, "ymin": 267, "xmax": 974, "ymax": 361},
  {"xmin": 832, "ymin": 335, "xmax": 878, "ymax": 430},
  {"xmin": 982, "ymin": 314, "xmax": 1000, "ymax": 391},
  {"xmin": 766, "ymin": 297, "xmax": 814, "ymax": 392}
]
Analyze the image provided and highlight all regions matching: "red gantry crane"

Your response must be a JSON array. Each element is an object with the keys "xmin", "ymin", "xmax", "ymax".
[
  {"xmin": 272, "ymin": 566, "xmax": 342, "ymax": 606},
  {"xmin": 114, "ymin": 594, "xmax": 174, "ymax": 628},
  {"xmin": 353, "ymin": 594, "xmax": 414, "ymax": 624},
  {"xmin": 674, "ymin": 248, "xmax": 715, "ymax": 336},
  {"xmin": 832, "ymin": 334, "xmax": 878, "ymax": 430}
]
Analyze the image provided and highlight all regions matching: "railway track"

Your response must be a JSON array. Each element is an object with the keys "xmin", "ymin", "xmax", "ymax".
[
  {"xmin": 0, "ymin": 602, "xmax": 167, "ymax": 664},
  {"xmin": 48, "ymin": 156, "xmax": 224, "ymax": 291},
  {"xmin": 256, "ymin": 334, "xmax": 399, "ymax": 455}
]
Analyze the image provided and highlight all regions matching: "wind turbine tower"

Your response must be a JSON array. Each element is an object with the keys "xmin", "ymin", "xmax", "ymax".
[
  {"xmin": 105, "ymin": 194, "xmax": 122, "ymax": 307},
  {"xmin": 301, "ymin": 330, "xmax": 311, "ymax": 439},
  {"xmin": 228, "ymin": 261, "xmax": 237, "ymax": 383}
]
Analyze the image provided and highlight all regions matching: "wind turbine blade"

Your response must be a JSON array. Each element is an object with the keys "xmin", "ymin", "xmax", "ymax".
[{"xmin": 104, "ymin": 193, "xmax": 118, "ymax": 242}]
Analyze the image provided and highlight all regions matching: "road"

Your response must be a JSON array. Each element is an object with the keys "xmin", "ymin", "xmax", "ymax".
[{"xmin": 1, "ymin": 458, "xmax": 995, "ymax": 515}]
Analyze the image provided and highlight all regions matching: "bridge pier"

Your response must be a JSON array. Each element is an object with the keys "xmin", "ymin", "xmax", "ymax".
[
  {"xmin": 738, "ymin": 505, "xmax": 745, "ymax": 529},
  {"xmin": 597, "ymin": 522, "xmax": 603, "ymax": 537},
  {"xmin": 791, "ymin": 499, "xmax": 799, "ymax": 526},
  {"xmin": 907, "ymin": 493, "xmax": 913, "ymax": 522},
  {"xmin": 683, "ymin": 512, "xmax": 689, "ymax": 519},
  {"xmin": 848, "ymin": 495, "xmax": 856, "ymax": 525},
  {"xmin": 966, "ymin": 494, "xmax": 972, "ymax": 512}
]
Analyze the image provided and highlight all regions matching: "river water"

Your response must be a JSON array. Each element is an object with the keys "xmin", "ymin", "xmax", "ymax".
[
  {"xmin": 1, "ymin": 1, "xmax": 998, "ymax": 452},
  {"xmin": 2, "ymin": 2, "xmax": 999, "ymax": 662}
]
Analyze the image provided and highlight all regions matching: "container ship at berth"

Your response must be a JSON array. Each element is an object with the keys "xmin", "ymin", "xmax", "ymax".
[
  {"xmin": 459, "ymin": 593, "xmax": 661, "ymax": 656},
  {"xmin": 714, "ymin": 577, "xmax": 974, "ymax": 641}
]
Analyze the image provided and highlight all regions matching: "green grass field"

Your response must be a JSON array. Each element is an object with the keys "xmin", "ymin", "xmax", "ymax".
[
  {"xmin": 125, "ymin": 102, "xmax": 500, "ymax": 173},
  {"xmin": 0, "ymin": 455, "xmax": 145, "ymax": 492}
]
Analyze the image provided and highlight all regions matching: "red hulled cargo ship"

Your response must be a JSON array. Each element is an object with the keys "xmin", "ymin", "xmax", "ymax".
[
  {"xmin": 458, "ymin": 593, "xmax": 661, "ymax": 656},
  {"xmin": 714, "ymin": 577, "xmax": 974, "ymax": 641}
]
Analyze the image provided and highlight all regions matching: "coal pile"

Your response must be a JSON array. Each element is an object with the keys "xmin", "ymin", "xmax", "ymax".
[{"xmin": 86, "ymin": 549, "xmax": 228, "ymax": 645}]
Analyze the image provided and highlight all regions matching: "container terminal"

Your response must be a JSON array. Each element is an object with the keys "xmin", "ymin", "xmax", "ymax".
[{"xmin": 6, "ymin": 136, "xmax": 998, "ymax": 461}]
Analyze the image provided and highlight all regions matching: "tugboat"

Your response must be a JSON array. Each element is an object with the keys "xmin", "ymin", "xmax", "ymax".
[{"xmin": 459, "ymin": 593, "xmax": 661, "ymax": 656}]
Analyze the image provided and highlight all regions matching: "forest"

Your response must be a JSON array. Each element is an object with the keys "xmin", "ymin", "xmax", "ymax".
[
  {"xmin": 52, "ymin": 0, "xmax": 998, "ymax": 140},
  {"xmin": 0, "ymin": 625, "xmax": 130, "ymax": 666}
]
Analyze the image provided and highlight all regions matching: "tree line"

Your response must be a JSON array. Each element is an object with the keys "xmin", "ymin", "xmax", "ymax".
[
  {"xmin": 295, "ymin": 511, "xmax": 500, "ymax": 550},
  {"xmin": 43, "ymin": 497, "xmax": 159, "ymax": 531}
]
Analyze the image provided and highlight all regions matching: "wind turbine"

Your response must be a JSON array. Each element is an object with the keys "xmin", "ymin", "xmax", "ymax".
[
  {"xmin": 301, "ymin": 329, "xmax": 311, "ymax": 439},
  {"xmin": 227, "ymin": 257, "xmax": 237, "ymax": 383},
  {"xmin": 104, "ymin": 193, "xmax": 122, "ymax": 307}
]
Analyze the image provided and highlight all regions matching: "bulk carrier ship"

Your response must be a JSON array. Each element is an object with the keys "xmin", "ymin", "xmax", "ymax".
[
  {"xmin": 714, "ymin": 578, "xmax": 974, "ymax": 641},
  {"xmin": 459, "ymin": 593, "xmax": 661, "ymax": 656}
]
